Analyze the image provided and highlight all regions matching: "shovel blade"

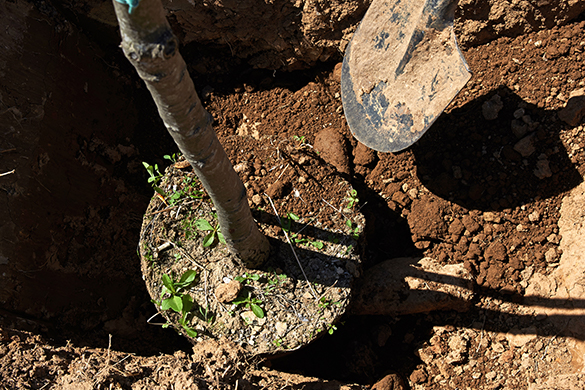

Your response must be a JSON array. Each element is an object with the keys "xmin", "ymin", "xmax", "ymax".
[{"xmin": 341, "ymin": 0, "xmax": 471, "ymax": 153}]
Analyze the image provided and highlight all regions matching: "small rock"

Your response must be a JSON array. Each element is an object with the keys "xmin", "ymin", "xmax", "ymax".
[
  {"xmin": 492, "ymin": 342, "xmax": 505, "ymax": 353},
  {"xmin": 275, "ymin": 321, "xmax": 287, "ymax": 336},
  {"xmin": 545, "ymin": 247, "xmax": 558, "ymax": 263},
  {"xmin": 462, "ymin": 215, "xmax": 480, "ymax": 233},
  {"xmin": 513, "ymin": 108, "xmax": 525, "ymax": 119},
  {"xmin": 483, "ymin": 211, "xmax": 501, "ymax": 223},
  {"xmin": 499, "ymin": 350, "xmax": 515, "ymax": 363},
  {"xmin": 234, "ymin": 161, "xmax": 251, "ymax": 174},
  {"xmin": 547, "ymin": 233, "xmax": 560, "ymax": 244},
  {"xmin": 514, "ymin": 134, "xmax": 536, "ymax": 157},
  {"xmin": 332, "ymin": 62, "xmax": 343, "ymax": 83},
  {"xmin": 409, "ymin": 369, "xmax": 428, "ymax": 384},
  {"xmin": 241, "ymin": 310, "xmax": 265, "ymax": 325},
  {"xmin": 482, "ymin": 94, "xmax": 504, "ymax": 120},
  {"xmin": 314, "ymin": 128, "xmax": 350, "ymax": 174},
  {"xmin": 528, "ymin": 210, "xmax": 541, "ymax": 222},
  {"xmin": 353, "ymin": 141, "xmax": 376, "ymax": 166},
  {"xmin": 533, "ymin": 159, "xmax": 553, "ymax": 179},
  {"xmin": 215, "ymin": 280, "xmax": 242, "ymax": 303},
  {"xmin": 485, "ymin": 241, "xmax": 507, "ymax": 261},
  {"xmin": 450, "ymin": 334, "xmax": 468, "ymax": 350},
  {"xmin": 372, "ymin": 373, "xmax": 407, "ymax": 390},
  {"xmin": 511, "ymin": 119, "xmax": 528, "ymax": 138},
  {"xmin": 251, "ymin": 194, "xmax": 263, "ymax": 205},
  {"xmin": 505, "ymin": 327, "xmax": 537, "ymax": 347},
  {"xmin": 417, "ymin": 347, "xmax": 435, "ymax": 365},
  {"xmin": 516, "ymin": 224, "xmax": 528, "ymax": 232},
  {"xmin": 449, "ymin": 218, "xmax": 465, "ymax": 235},
  {"xmin": 558, "ymin": 88, "xmax": 585, "ymax": 126},
  {"xmin": 266, "ymin": 180, "xmax": 288, "ymax": 198}
]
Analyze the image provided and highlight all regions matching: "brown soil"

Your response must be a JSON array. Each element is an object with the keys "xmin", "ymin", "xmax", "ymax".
[{"xmin": 1, "ymin": 1, "xmax": 585, "ymax": 389}]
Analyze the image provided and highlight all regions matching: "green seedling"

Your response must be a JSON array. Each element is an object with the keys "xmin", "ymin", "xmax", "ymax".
[
  {"xmin": 156, "ymin": 270, "xmax": 198, "ymax": 338},
  {"xmin": 293, "ymin": 236, "xmax": 324, "ymax": 250},
  {"xmin": 344, "ymin": 244, "xmax": 354, "ymax": 256},
  {"xmin": 235, "ymin": 272, "xmax": 262, "ymax": 284},
  {"xmin": 293, "ymin": 135, "xmax": 306, "ymax": 144},
  {"xmin": 264, "ymin": 273, "xmax": 287, "ymax": 293},
  {"xmin": 345, "ymin": 219, "xmax": 360, "ymax": 240},
  {"xmin": 167, "ymin": 177, "xmax": 204, "ymax": 206},
  {"xmin": 281, "ymin": 212, "xmax": 299, "ymax": 232},
  {"xmin": 142, "ymin": 161, "xmax": 163, "ymax": 186},
  {"xmin": 327, "ymin": 324, "xmax": 338, "ymax": 335},
  {"xmin": 164, "ymin": 153, "xmax": 180, "ymax": 163},
  {"xmin": 232, "ymin": 290, "xmax": 264, "ymax": 319},
  {"xmin": 143, "ymin": 244, "xmax": 154, "ymax": 265},
  {"xmin": 198, "ymin": 305, "xmax": 215, "ymax": 324},
  {"xmin": 272, "ymin": 338, "xmax": 285, "ymax": 348},
  {"xmin": 318, "ymin": 297, "xmax": 331, "ymax": 309},
  {"xmin": 318, "ymin": 297, "xmax": 342, "ymax": 310},
  {"xmin": 280, "ymin": 212, "xmax": 323, "ymax": 249},
  {"xmin": 345, "ymin": 189, "xmax": 359, "ymax": 209},
  {"xmin": 194, "ymin": 215, "xmax": 226, "ymax": 247}
]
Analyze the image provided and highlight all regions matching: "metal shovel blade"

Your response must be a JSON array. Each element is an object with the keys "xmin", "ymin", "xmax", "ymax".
[{"xmin": 341, "ymin": 0, "xmax": 471, "ymax": 153}]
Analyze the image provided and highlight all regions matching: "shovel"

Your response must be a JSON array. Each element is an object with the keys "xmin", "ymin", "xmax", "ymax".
[{"xmin": 341, "ymin": 0, "xmax": 471, "ymax": 153}]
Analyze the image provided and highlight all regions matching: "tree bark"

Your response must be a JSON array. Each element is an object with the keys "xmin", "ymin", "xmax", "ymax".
[{"xmin": 112, "ymin": 0, "xmax": 269, "ymax": 268}]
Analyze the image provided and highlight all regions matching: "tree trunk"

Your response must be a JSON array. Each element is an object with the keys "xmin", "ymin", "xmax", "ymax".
[{"xmin": 112, "ymin": 0, "xmax": 269, "ymax": 268}]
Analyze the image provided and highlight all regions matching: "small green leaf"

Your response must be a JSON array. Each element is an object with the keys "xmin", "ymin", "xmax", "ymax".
[
  {"xmin": 311, "ymin": 241, "xmax": 324, "ymax": 250},
  {"xmin": 154, "ymin": 186, "xmax": 166, "ymax": 196},
  {"xmin": 167, "ymin": 295, "xmax": 183, "ymax": 313},
  {"xmin": 179, "ymin": 270, "xmax": 197, "ymax": 286},
  {"xmin": 202, "ymin": 232, "xmax": 215, "ymax": 247},
  {"xmin": 248, "ymin": 274, "xmax": 261, "ymax": 281},
  {"xmin": 345, "ymin": 219, "xmax": 352, "ymax": 228},
  {"xmin": 182, "ymin": 294, "xmax": 193, "ymax": 313},
  {"xmin": 250, "ymin": 303, "xmax": 264, "ymax": 319},
  {"xmin": 183, "ymin": 326, "xmax": 198, "ymax": 338},
  {"xmin": 161, "ymin": 274, "xmax": 175, "ymax": 294},
  {"xmin": 161, "ymin": 298, "xmax": 172, "ymax": 311},
  {"xmin": 217, "ymin": 231, "xmax": 226, "ymax": 245},
  {"xmin": 195, "ymin": 219, "xmax": 214, "ymax": 231}
]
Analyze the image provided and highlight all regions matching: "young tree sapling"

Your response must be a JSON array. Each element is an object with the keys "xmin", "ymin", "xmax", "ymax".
[{"xmin": 112, "ymin": 0, "xmax": 270, "ymax": 268}]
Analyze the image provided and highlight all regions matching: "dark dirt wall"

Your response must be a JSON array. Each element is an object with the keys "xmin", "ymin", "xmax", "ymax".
[
  {"xmin": 0, "ymin": 0, "xmax": 185, "ymax": 353},
  {"xmin": 56, "ymin": 0, "xmax": 585, "ymax": 70}
]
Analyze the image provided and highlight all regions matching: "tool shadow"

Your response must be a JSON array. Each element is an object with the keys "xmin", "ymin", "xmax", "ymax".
[{"xmin": 412, "ymin": 86, "xmax": 583, "ymax": 211}]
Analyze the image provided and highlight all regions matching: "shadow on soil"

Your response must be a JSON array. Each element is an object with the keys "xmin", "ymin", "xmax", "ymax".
[{"xmin": 412, "ymin": 86, "xmax": 583, "ymax": 211}]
